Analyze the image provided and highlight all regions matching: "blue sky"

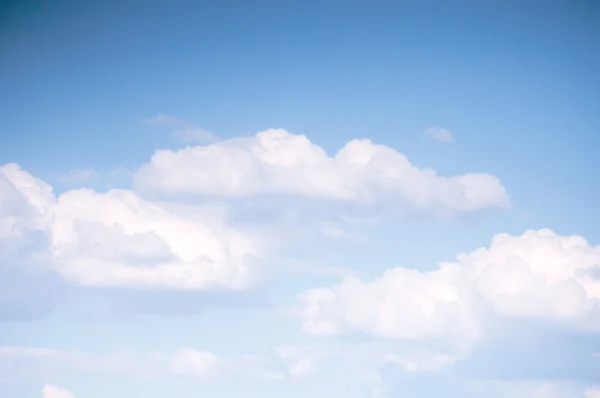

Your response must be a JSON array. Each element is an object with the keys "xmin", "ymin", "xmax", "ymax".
[{"xmin": 1, "ymin": 1, "xmax": 599, "ymax": 397}]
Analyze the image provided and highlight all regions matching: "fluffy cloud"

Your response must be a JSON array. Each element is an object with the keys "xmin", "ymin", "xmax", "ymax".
[
  {"xmin": 0, "ymin": 164, "xmax": 261, "ymax": 292},
  {"xmin": 134, "ymin": 129, "xmax": 509, "ymax": 216},
  {"xmin": 299, "ymin": 229, "xmax": 600, "ymax": 343},
  {"xmin": 42, "ymin": 385, "xmax": 76, "ymax": 398},
  {"xmin": 52, "ymin": 189, "xmax": 259, "ymax": 289},
  {"xmin": 0, "ymin": 163, "xmax": 54, "ymax": 237},
  {"xmin": 0, "ymin": 127, "xmax": 511, "ymax": 296},
  {"xmin": 0, "ymin": 164, "xmax": 64, "ymax": 319}
]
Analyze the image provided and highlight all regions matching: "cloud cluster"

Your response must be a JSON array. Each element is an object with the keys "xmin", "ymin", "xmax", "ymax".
[
  {"xmin": 299, "ymin": 229, "xmax": 600, "ymax": 345},
  {"xmin": 0, "ymin": 128, "xmax": 509, "ymax": 304},
  {"xmin": 4, "ymin": 125, "xmax": 598, "ymax": 396}
]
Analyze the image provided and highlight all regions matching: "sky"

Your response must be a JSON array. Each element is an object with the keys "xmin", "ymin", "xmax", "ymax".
[{"xmin": 0, "ymin": 0, "xmax": 599, "ymax": 397}]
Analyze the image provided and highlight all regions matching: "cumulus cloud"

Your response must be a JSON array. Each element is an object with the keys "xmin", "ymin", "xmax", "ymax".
[
  {"xmin": 134, "ymin": 129, "xmax": 509, "ymax": 216},
  {"xmin": 299, "ymin": 229, "xmax": 600, "ymax": 344},
  {"xmin": 0, "ymin": 163, "xmax": 54, "ymax": 235},
  {"xmin": 0, "ymin": 126, "xmax": 511, "ymax": 298},
  {"xmin": 0, "ymin": 164, "xmax": 262, "ymax": 293},
  {"xmin": 42, "ymin": 385, "xmax": 76, "ymax": 398},
  {"xmin": 52, "ymin": 189, "xmax": 260, "ymax": 289},
  {"xmin": 0, "ymin": 164, "xmax": 65, "ymax": 320},
  {"xmin": 425, "ymin": 127, "xmax": 453, "ymax": 143}
]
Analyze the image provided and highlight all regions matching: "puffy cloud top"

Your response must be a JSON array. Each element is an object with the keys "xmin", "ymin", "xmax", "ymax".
[
  {"xmin": 134, "ymin": 129, "xmax": 510, "ymax": 216},
  {"xmin": 0, "ymin": 165, "xmax": 260, "ymax": 291},
  {"xmin": 299, "ymin": 229, "xmax": 600, "ymax": 342}
]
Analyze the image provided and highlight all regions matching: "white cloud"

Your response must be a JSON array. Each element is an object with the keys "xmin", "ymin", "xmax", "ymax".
[
  {"xmin": 42, "ymin": 385, "xmax": 76, "ymax": 398},
  {"xmin": 52, "ymin": 189, "xmax": 260, "ymax": 289},
  {"xmin": 425, "ymin": 126, "xmax": 453, "ymax": 143},
  {"xmin": 0, "ymin": 163, "xmax": 54, "ymax": 238},
  {"xmin": 57, "ymin": 168, "xmax": 98, "ymax": 185},
  {"xmin": 135, "ymin": 128, "xmax": 509, "ymax": 216},
  {"xmin": 299, "ymin": 229, "xmax": 600, "ymax": 343},
  {"xmin": 0, "ymin": 124, "xmax": 512, "ymax": 291},
  {"xmin": 0, "ymin": 164, "xmax": 262, "ymax": 291}
]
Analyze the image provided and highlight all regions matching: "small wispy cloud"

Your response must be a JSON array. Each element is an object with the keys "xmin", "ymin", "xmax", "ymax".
[
  {"xmin": 171, "ymin": 127, "xmax": 217, "ymax": 143},
  {"xmin": 146, "ymin": 113, "xmax": 185, "ymax": 127},
  {"xmin": 146, "ymin": 113, "xmax": 216, "ymax": 143},
  {"xmin": 58, "ymin": 168, "xmax": 98, "ymax": 184},
  {"xmin": 425, "ymin": 127, "xmax": 453, "ymax": 143}
]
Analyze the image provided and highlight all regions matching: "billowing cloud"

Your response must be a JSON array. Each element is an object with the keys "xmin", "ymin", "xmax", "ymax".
[
  {"xmin": 0, "ymin": 163, "xmax": 54, "ymax": 236},
  {"xmin": 0, "ymin": 164, "xmax": 64, "ymax": 320},
  {"xmin": 299, "ymin": 229, "xmax": 600, "ymax": 343},
  {"xmin": 0, "ymin": 125, "xmax": 511, "ymax": 299},
  {"xmin": 0, "ymin": 164, "xmax": 262, "ymax": 293},
  {"xmin": 134, "ymin": 129, "xmax": 509, "ymax": 216},
  {"xmin": 42, "ymin": 385, "xmax": 76, "ymax": 398},
  {"xmin": 52, "ymin": 189, "xmax": 260, "ymax": 289}
]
